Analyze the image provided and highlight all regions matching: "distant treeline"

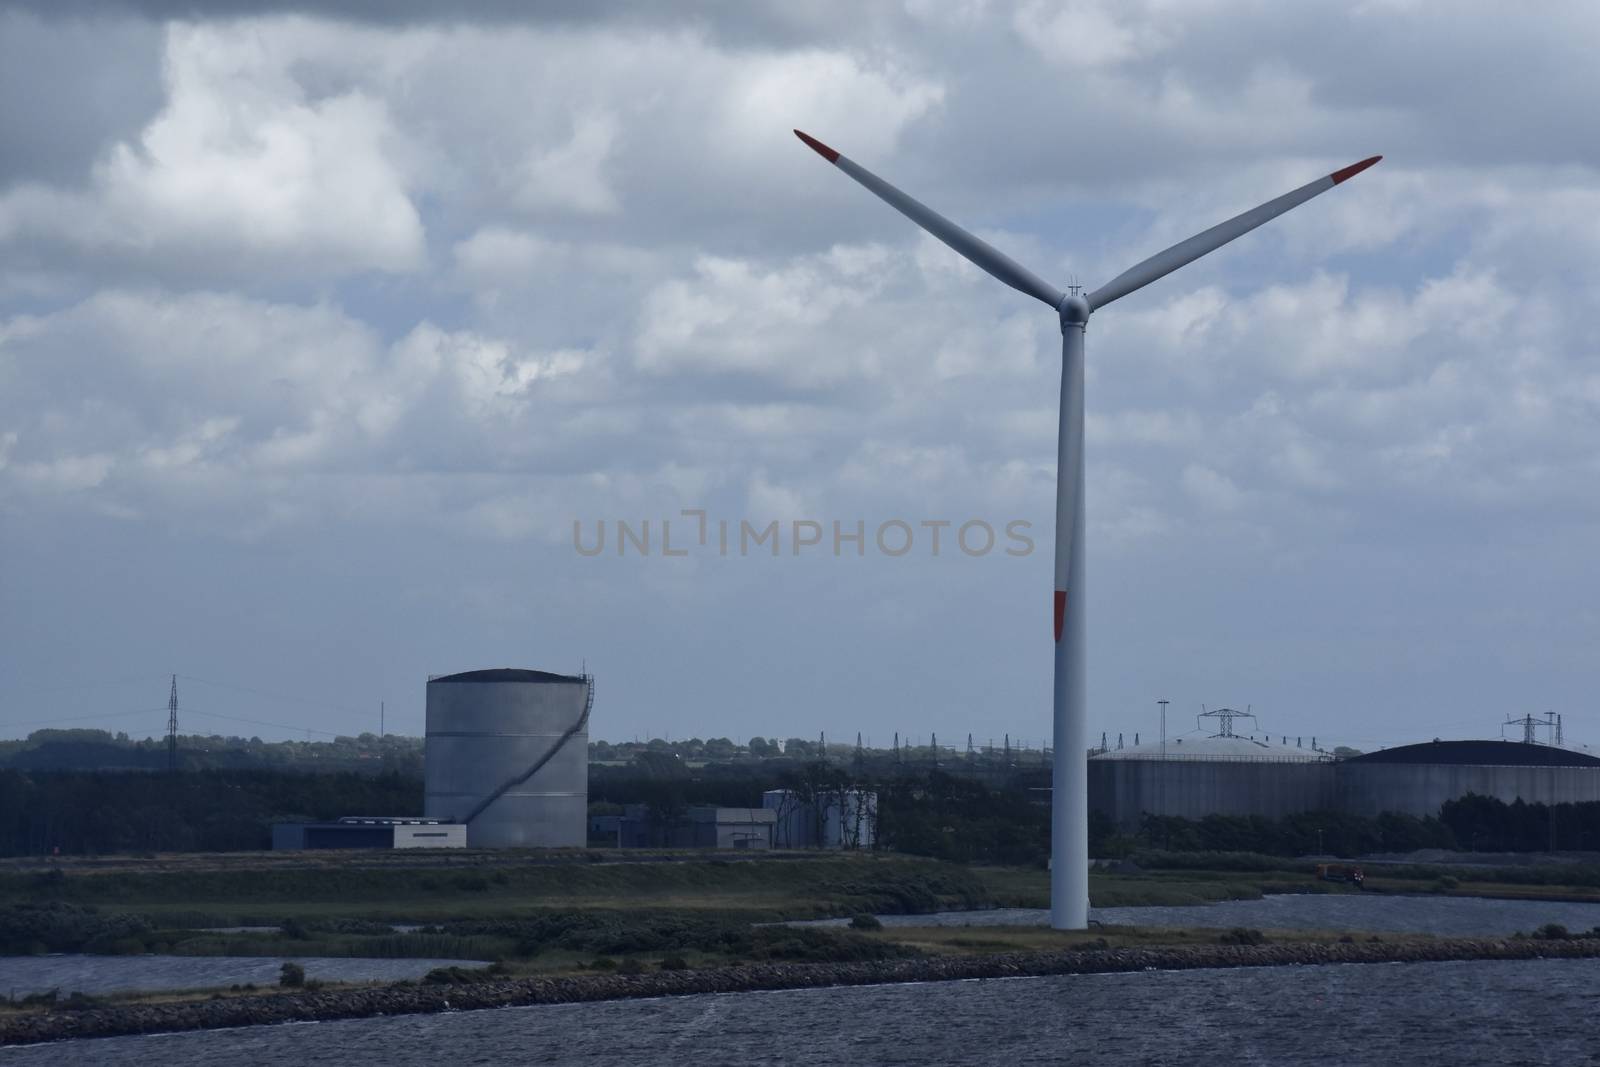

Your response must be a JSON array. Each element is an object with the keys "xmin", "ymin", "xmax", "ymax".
[
  {"xmin": 4, "ymin": 754, "xmax": 1597, "ymax": 861},
  {"xmin": 0, "ymin": 729, "xmax": 1039, "ymax": 777},
  {"xmin": 0, "ymin": 770, "xmax": 421, "ymax": 856},
  {"xmin": 0, "ymin": 729, "xmax": 423, "ymax": 776},
  {"xmin": 590, "ymin": 736, "xmax": 1048, "ymax": 768}
]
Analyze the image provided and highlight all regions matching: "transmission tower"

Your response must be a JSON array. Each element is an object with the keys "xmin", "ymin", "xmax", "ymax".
[
  {"xmin": 166, "ymin": 674, "xmax": 179, "ymax": 772},
  {"xmin": 1503, "ymin": 713, "xmax": 1557, "ymax": 745},
  {"xmin": 1198, "ymin": 704, "xmax": 1257, "ymax": 739}
]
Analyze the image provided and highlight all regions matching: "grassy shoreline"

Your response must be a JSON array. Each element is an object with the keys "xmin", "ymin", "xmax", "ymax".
[
  {"xmin": 8, "ymin": 935, "xmax": 1600, "ymax": 1046},
  {"xmin": 8, "ymin": 849, "xmax": 1600, "ymax": 962}
]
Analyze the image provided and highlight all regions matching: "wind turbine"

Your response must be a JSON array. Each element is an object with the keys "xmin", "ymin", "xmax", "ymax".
[{"xmin": 794, "ymin": 129, "xmax": 1379, "ymax": 929}]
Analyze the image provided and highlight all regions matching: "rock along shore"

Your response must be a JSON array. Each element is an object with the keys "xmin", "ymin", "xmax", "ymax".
[{"xmin": 6, "ymin": 937, "xmax": 1600, "ymax": 1046}]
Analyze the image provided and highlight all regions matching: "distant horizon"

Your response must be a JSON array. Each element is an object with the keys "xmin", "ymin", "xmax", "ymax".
[{"xmin": 6, "ymin": 717, "xmax": 1585, "ymax": 757}]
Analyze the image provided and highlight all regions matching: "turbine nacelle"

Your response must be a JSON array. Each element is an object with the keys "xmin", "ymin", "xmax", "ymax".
[{"xmin": 1057, "ymin": 293, "xmax": 1091, "ymax": 328}]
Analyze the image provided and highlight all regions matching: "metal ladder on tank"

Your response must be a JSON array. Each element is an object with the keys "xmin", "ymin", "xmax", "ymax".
[{"xmin": 459, "ymin": 673, "xmax": 594, "ymax": 830}]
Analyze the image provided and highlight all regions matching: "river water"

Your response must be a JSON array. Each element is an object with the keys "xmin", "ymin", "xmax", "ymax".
[{"xmin": 6, "ymin": 958, "xmax": 1598, "ymax": 1065}]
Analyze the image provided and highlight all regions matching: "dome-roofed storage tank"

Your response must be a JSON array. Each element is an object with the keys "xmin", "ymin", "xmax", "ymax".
[{"xmin": 424, "ymin": 668, "xmax": 591, "ymax": 848}]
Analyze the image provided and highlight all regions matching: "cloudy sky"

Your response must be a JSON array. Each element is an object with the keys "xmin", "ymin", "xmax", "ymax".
[{"xmin": 2, "ymin": 1, "xmax": 1597, "ymax": 751}]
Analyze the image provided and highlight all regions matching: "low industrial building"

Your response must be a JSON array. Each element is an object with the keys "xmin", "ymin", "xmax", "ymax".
[
  {"xmin": 763, "ymin": 788, "xmax": 878, "ymax": 849},
  {"xmin": 271, "ymin": 817, "xmax": 466, "ymax": 850},
  {"xmin": 615, "ymin": 805, "xmax": 775, "ymax": 849},
  {"xmin": 1090, "ymin": 735, "xmax": 1600, "ymax": 828}
]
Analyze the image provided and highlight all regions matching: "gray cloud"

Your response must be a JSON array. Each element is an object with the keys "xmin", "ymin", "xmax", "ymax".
[
  {"xmin": 2, "ymin": 2, "xmax": 1598, "ymax": 751},
  {"xmin": 0, "ymin": 11, "xmax": 165, "ymax": 185}
]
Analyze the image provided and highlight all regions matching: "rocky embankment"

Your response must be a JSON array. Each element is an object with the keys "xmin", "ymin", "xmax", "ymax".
[{"xmin": 7, "ymin": 938, "xmax": 1600, "ymax": 1046}]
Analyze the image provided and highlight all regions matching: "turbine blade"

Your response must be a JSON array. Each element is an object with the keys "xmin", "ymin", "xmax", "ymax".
[
  {"xmin": 794, "ymin": 129, "xmax": 1065, "ymax": 310},
  {"xmin": 1088, "ymin": 156, "xmax": 1382, "ymax": 311}
]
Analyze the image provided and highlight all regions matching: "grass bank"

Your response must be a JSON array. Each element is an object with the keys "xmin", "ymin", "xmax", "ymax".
[{"xmin": 11, "ymin": 935, "xmax": 1600, "ymax": 1046}]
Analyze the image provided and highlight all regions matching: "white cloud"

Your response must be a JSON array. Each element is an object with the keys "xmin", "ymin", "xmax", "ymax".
[
  {"xmin": 635, "ymin": 246, "xmax": 896, "ymax": 386},
  {"xmin": 0, "ymin": 20, "xmax": 423, "ymax": 275},
  {"xmin": 516, "ymin": 112, "xmax": 621, "ymax": 216},
  {"xmin": 1013, "ymin": 0, "xmax": 1181, "ymax": 69},
  {"xmin": 0, "ymin": 291, "xmax": 609, "ymax": 531}
]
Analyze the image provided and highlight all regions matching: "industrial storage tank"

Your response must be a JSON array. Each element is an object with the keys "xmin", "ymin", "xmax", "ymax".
[
  {"xmin": 424, "ymin": 668, "xmax": 592, "ymax": 848},
  {"xmin": 1338, "ymin": 740, "xmax": 1600, "ymax": 818},
  {"xmin": 1089, "ymin": 734, "xmax": 1332, "ymax": 829}
]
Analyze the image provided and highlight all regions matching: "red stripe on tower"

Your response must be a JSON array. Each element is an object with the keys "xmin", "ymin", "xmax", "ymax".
[
  {"xmin": 1330, "ymin": 156, "xmax": 1382, "ymax": 184},
  {"xmin": 794, "ymin": 129, "xmax": 840, "ymax": 163},
  {"xmin": 1054, "ymin": 590, "xmax": 1067, "ymax": 643}
]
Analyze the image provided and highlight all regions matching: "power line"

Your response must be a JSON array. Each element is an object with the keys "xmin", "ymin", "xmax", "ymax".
[
  {"xmin": 0, "ymin": 707, "xmax": 169, "ymax": 731},
  {"xmin": 182, "ymin": 707, "xmax": 343, "ymax": 738},
  {"xmin": 176, "ymin": 674, "xmax": 368, "ymax": 717}
]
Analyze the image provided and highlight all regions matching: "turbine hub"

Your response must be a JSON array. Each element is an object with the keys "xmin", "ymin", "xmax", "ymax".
[{"xmin": 1058, "ymin": 293, "xmax": 1090, "ymax": 327}]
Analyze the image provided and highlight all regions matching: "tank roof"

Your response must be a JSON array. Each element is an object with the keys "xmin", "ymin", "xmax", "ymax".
[
  {"xmin": 1090, "ymin": 734, "xmax": 1327, "ymax": 762},
  {"xmin": 1347, "ymin": 739, "xmax": 1600, "ymax": 767},
  {"xmin": 428, "ymin": 668, "xmax": 587, "ymax": 685}
]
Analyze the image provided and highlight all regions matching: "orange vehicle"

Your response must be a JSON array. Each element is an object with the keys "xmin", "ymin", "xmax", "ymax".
[{"xmin": 1316, "ymin": 863, "xmax": 1365, "ymax": 888}]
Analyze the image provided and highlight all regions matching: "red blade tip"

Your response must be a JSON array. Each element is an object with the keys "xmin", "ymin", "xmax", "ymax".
[
  {"xmin": 794, "ymin": 129, "xmax": 840, "ymax": 164},
  {"xmin": 1331, "ymin": 155, "xmax": 1382, "ymax": 184}
]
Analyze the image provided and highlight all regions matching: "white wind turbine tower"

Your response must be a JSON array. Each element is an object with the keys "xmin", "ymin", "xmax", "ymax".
[{"xmin": 795, "ymin": 129, "xmax": 1380, "ymax": 929}]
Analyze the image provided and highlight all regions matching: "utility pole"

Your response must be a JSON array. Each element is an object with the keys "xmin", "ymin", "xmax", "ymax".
[
  {"xmin": 166, "ymin": 675, "xmax": 179, "ymax": 772},
  {"xmin": 380, "ymin": 701, "xmax": 385, "ymax": 739},
  {"xmin": 1158, "ymin": 699, "xmax": 1169, "ymax": 820}
]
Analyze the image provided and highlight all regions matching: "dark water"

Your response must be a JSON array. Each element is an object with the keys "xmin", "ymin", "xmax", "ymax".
[
  {"xmin": 799, "ymin": 894, "xmax": 1600, "ymax": 936},
  {"xmin": 7, "ymin": 959, "xmax": 1600, "ymax": 1065},
  {"xmin": 0, "ymin": 956, "xmax": 486, "ymax": 998}
]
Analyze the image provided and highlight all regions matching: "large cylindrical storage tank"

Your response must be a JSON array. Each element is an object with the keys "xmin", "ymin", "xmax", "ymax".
[{"xmin": 425, "ymin": 668, "xmax": 590, "ymax": 848}]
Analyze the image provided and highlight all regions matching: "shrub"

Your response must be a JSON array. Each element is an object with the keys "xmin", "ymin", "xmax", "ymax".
[
  {"xmin": 659, "ymin": 956, "xmax": 689, "ymax": 971},
  {"xmin": 617, "ymin": 958, "xmax": 646, "ymax": 975},
  {"xmin": 590, "ymin": 957, "xmax": 617, "ymax": 970},
  {"xmin": 749, "ymin": 926, "xmax": 919, "ymax": 964},
  {"xmin": 423, "ymin": 965, "xmax": 496, "ymax": 986},
  {"xmin": 0, "ymin": 903, "xmax": 153, "ymax": 955},
  {"xmin": 1533, "ymin": 923, "xmax": 1570, "ymax": 941},
  {"xmin": 848, "ymin": 914, "xmax": 883, "ymax": 931},
  {"xmin": 1217, "ymin": 928, "xmax": 1265, "ymax": 946},
  {"xmin": 279, "ymin": 962, "xmax": 306, "ymax": 988}
]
